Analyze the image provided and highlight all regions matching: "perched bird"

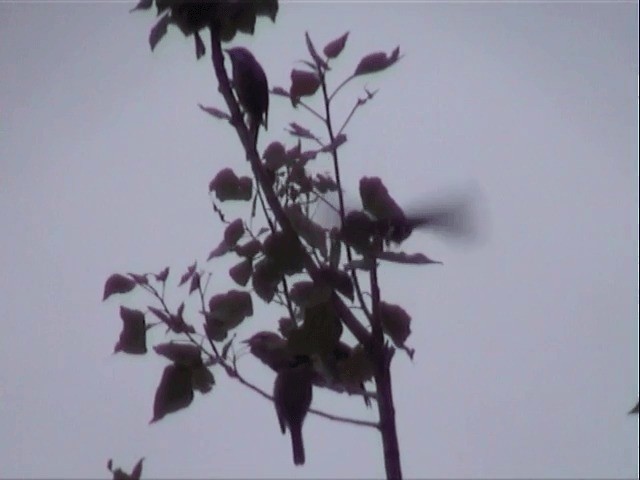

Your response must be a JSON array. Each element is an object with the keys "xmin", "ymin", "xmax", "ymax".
[
  {"xmin": 274, "ymin": 357, "xmax": 314, "ymax": 466},
  {"xmin": 225, "ymin": 47, "xmax": 269, "ymax": 143},
  {"xmin": 244, "ymin": 331, "xmax": 372, "ymax": 407},
  {"xmin": 242, "ymin": 331, "xmax": 291, "ymax": 371}
]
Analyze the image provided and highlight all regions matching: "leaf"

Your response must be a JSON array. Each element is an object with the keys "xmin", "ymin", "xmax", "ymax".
[
  {"xmin": 229, "ymin": 259, "xmax": 253, "ymax": 287},
  {"xmin": 251, "ymin": 257, "xmax": 281, "ymax": 303},
  {"xmin": 103, "ymin": 274, "xmax": 136, "ymax": 301},
  {"xmin": 127, "ymin": 272, "xmax": 148, "ymax": 286},
  {"xmin": 271, "ymin": 86, "xmax": 289, "ymax": 97},
  {"xmin": 319, "ymin": 133, "xmax": 347, "ymax": 153},
  {"xmin": 313, "ymin": 173, "xmax": 338, "ymax": 194},
  {"xmin": 354, "ymin": 46, "xmax": 401, "ymax": 76},
  {"xmin": 234, "ymin": 239, "xmax": 262, "ymax": 258},
  {"xmin": 198, "ymin": 104, "xmax": 231, "ymax": 121},
  {"xmin": 191, "ymin": 365, "xmax": 215, "ymax": 394},
  {"xmin": 323, "ymin": 31, "xmax": 349, "ymax": 58},
  {"xmin": 377, "ymin": 251, "xmax": 442, "ymax": 265},
  {"xmin": 262, "ymin": 230, "xmax": 305, "ymax": 275},
  {"xmin": 155, "ymin": 266, "xmax": 170, "ymax": 282},
  {"xmin": 289, "ymin": 281, "xmax": 331, "ymax": 308},
  {"xmin": 178, "ymin": 261, "xmax": 197, "ymax": 287},
  {"xmin": 630, "ymin": 400, "xmax": 639, "ymax": 415},
  {"xmin": 224, "ymin": 219, "xmax": 245, "ymax": 246},
  {"xmin": 115, "ymin": 307, "xmax": 147, "ymax": 355},
  {"xmin": 149, "ymin": 13, "xmax": 171, "ymax": 52},
  {"xmin": 285, "ymin": 204, "xmax": 328, "ymax": 258},
  {"xmin": 154, "ymin": 342, "xmax": 202, "ymax": 366},
  {"xmin": 151, "ymin": 364, "xmax": 194, "ymax": 423},
  {"xmin": 194, "ymin": 31, "xmax": 205, "ymax": 59},
  {"xmin": 379, "ymin": 302, "xmax": 412, "ymax": 347},
  {"xmin": 305, "ymin": 31, "xmax": 328, "ymax": 71},
  {"xmin": 129, "ymin": 0, "xmax": 152, "ymax": 12},
  {"xmin": 188, "ymin": 272, "xmax": 201, "ymax": 294},
  {"xmin": 278, "ymin": 317, "xmax": 296, "ymax": 338},
  {"xmin": 263, "ymin": 141, "xmax": 288, "ymax": 171},
  {"xmin": 290, "ymin": 69, "xmax": 321, "ymax": 101},
  {"xmin": 148, "ymin": 306, "xmax": 171, "ymax": 324},
  {"xmin": 208, "ymin": 290, "xmax": 253, "ymax": 329},
  {"xmin": 317, "ymin": 266, "xmax": 354, "ymax": 301},
  {"xmin": 130, "ymin": 458, "xmax": 144, "ymax": 480},
  {"xmin": 287, "ymin": 122, "xmax": 315, "ymax": 140},
  {"xmin": 209, "ymin": 168, "xmax": 253, "ymax": 202},
  {"xmin": 204, "ymin": 315, "xmax": 228, "ymax": 342}
]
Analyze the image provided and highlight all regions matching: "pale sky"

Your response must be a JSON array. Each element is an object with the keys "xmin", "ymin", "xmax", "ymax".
[{"xmin": 1, "ymin": 2, "xmax": 638, "ymax": 479}]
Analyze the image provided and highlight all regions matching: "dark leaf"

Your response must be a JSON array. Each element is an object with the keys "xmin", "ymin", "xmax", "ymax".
[
  {"xmin": 377, "ymin": 251, "xmax": 442, "ymax": 265},
  {"xmin": 290, "ymin": 69, "xmax": 321, "ymax": 101},
  {"xmin": 229, "ymin": 259, "xmax": 253, "ymax": 286},
  {"xmin": 313, "ymin": 173, "xmax": 338, "ymax": 194},
  {"xmin": 354, "ymin": 46, "xmax": 401, "ymax": 76},
  {"xmin": 128, "ymin": 272, "xmax": 148, "ymax": 286},
  {"xmin": 103, "ymin": 274, "xmax": 136, "ymax": 301},
  {"xmin": 194, "ymin": 31, "xmax": 205, "ymax": 59},
  {"xmin": 115, "ymin": 307, "xmax": 147, "ymax": 355},
  {"xmin": 129, "ymin": 0, "xmax": 152, "ymax": 12},
  {"xmin": 305, "ymin": 31, "xmax": 328, "ymax": 71},
  {"xmin": 155, "ymin": 266, "xmax": 170, "ymax": 282},
  {"xmin": 263, "ymin": 141, "xmax": 289, "ymax": 171},
  {"xmin": 630, "ymin": 400, "xmax": 639, "ymax": 415},
  {"xmin": 224, "ymin": 219, "xmax": 245, "ymax": 246},
  {"xmin": 208, "ymin": 240, "xmax": 231, "ymax": 260},
  {"xmin": 271, "ymin": 86, "xmax": 289, "ymax": 97},
  {"xmin": 149, "ymin": 13, "xmax": 171, "ymax": 52},
  {"xmin": 289, "ymin": 281, "xmax": 331, "ymax": 308},
  {"xmin": 209, "ymin": 168, "xmax": 253, "ymax": 202},
  {"xmin": 198, "ymin": 104, "xmax": 231, "ymax": 121},
  {"xmin": 323, "ymin": 31, "xmax": 349, "ymax": 58},
  {"xmin": 131, "ymin": 458, "xmax": 144, "ymax": 480},
  {"xmin": 154, "ymin": 342, "xmax": 202, "ymax": 366},
  {"xmin": 204, "ymin": 316, "xmax": 228, "ymax": 342},
  {"xmin": 379, "ymin": 302, "xmax": 412, "ymax": 347},
  {"xmin": 278, "ymin": 317, "xmax": 296, "ymax": 338},
  {"xmin": 221, "ymin": 337, "xmax": 234, "ymax": 360},
  {"xmin": 287, "ymin": 122, "xmax": 315, "ymax": 140},
  {"xmin": 191, "ymin": 364, "xmax": 215, "ymax": 394},
  {"xmin": 178, "ymin": 261, "xmax": 197, "ymax": 287},
  {"xmin": 188, "ymin": 272, "xmax": 201, "ymax": 294},
  {"xmin": 148, "ymin": 306, "xmax": 171, "ymax": 324},
  {"xmin": 251, "ymin": 257, "xmax": 281, "ymax": 303},
  {"xmin": 319, "ymin": 133, "xmax": 347, "ymax": 153},
  {"xmin": 317, "ymin": 266, "xmax": 354, "ymax": 301},
  {"xmin": 209, "ymin": 290, "xmax": 253, "ymax": 329},
  {"xmin": 262, "ymin": 230, "xmax": 305, "ymax": 275},
  {"xmin": 234, "ymin": 239, "xmax": 262, "ymax": 258},
  {"xmin": 151, "ymin": 364, "xmax": 194, "ymax": 423}
]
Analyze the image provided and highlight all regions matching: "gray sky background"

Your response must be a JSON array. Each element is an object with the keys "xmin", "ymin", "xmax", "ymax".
[{"xmin": 1, "ymin": 2, "xmax": 638, "ymax": 478}]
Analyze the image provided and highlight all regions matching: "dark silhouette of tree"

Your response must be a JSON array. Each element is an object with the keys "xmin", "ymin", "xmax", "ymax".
[{"xmin": 104, "ymin": 2, "xmax": 476, "ymax": 478}]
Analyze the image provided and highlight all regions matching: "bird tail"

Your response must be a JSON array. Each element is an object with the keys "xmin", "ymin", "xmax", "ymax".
[{"xmin": 290, "ymin": 426, "xmax": 305, "ymax": 466}]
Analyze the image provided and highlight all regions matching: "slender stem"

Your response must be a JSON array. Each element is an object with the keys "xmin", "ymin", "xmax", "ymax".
[
  {"xmin": 320, "ymin": 70, "xmax": 372, "ymax": 322},
  {"xmin": 329, "ymin": 74, "xmax": 356, "ymax": 102}
]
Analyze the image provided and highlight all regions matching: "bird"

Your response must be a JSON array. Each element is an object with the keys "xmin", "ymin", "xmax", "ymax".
[
  {"xmin": 225, "ymin": 46, "xmax": 269, "ymax": 144},
  {"xmin": 242, "ymin": 331, "xmax": 291, "ymax": 371},
  {"xmin": 244, "ymin": 331, "xmax": 372, "ymax": 407},
  {"xmin": 273, "ymin": 357, "xmax": 314, "ymax": 466}
]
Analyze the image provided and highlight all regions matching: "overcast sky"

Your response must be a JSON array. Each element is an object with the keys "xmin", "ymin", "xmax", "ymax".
[{"xmin": 1, "ymin": 2, "xmax": 638, "ymax": 479}]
